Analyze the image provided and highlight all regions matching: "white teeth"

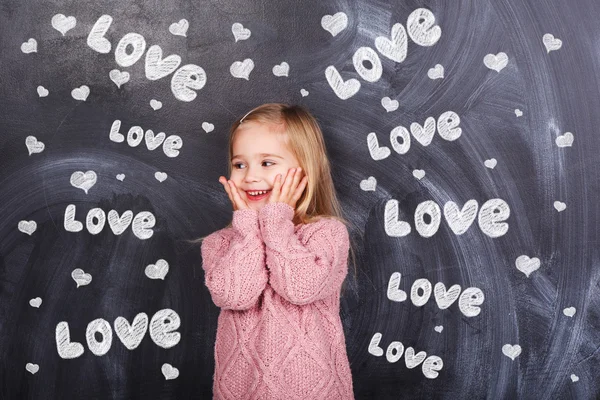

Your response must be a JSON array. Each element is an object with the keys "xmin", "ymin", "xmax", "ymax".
[{"xmin": 248, "ymin": 190, "xmax": 269, "ymax": 196}]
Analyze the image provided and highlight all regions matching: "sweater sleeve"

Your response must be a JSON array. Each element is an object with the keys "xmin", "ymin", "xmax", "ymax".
[
  {"xmin": 200, "ymin": 208, "xmax": 268, "ymax": 310},
  {"xmin": 258, "ymin": 202, "xmax": 349, "ymax": 305}
]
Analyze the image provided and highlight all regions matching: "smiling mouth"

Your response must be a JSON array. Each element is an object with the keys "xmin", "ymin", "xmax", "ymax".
[{"xmin": 245, "ymin": 190, "xmax": 272, "ymax": 200}]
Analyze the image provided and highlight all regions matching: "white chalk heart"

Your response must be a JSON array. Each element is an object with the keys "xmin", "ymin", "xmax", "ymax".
[
  {"xmin": 21, "ymin": 38, "xmax": 37, "ymax": 53},
  {"xmin": 145, "ymin": 259, "xmax": 169, "ymax": 280},
  {"xmin": 25, "ymin": 136, "xmax": 45, "ymax": 155},
  {"xmin": 116, "ymin": 174, "xmax": 125, "ymax": 181},
  {"xmin": 145, "ymin": 46, "xmax": 182, "ymax": 80},
  {"xmin": 444, "ymin": 200, "xmax": 478, "ymax": 235},
  {"xmin": 325, "ymin": 66, "xmax": 360, "ymax": 100},
  {"xmin": 515, "ymin": 109, "xmax": 523, "ymax": 117},
  {"xmin": 381, "ymin": 97, "xmax": 399, "ymax": 112},
  {"xmin": 71, "ymin": 268, "xmax": 92, "ymax": 288},
  {"xmin": 410, "ymin": 117, "xmax": 436, "ymax": 146},
  {"xmin": 114, "ymin": 314, "xmax": 149, "ymax": 350},
  {"xmin": 232, "ymin": 22, "xmax": 251, "ymax": 42},
  {"xmin": 434, "ymin": 326, "xmax": 443, "ymax": 333},
  {"xmin": 387, "ymin": 272, "xmax": 407, "ymax": 302},
  {"xmin": 427, "ymin": 64, "xmax": 444, "ymax": 79},
  {"xmin": 554, "ymin": 201, "xmax": 566, "ymax": 212},
  {"xmin": 107, "ymin": 210, "xmax": 133, "ymax": 235},
  {"xmin": 543, "ymin": 33, "xmax": 562, "ymax": 53},
  {"xmin": 37, "ymin": 86, "xmax": 49, "ymax": 97},
  {"xmin": 366, "ymin": 132, "xmax": 390, "ymax": 161},
  {"xmin": 26, "ymin": 363, "xmax": 39, "ymax": 374},
  {"xmin": 413, "ymin": 169, "xmax": 425, "ymax": 180},
  {"xmin": 563, "ymin": 307, "xmax": 576, "ymax": 317},
  {"xmin": 555, "ymin": 132, "xmax": 574, "ymax": 147},
  {"xmin": 384, "ymin": 200, "xmax": 412, "ymax": 237},
  {"xmin": 434, "ymin": 282, "xmax": 462, "ymax": 309},
  {"xmin": 321, "ymin": 12, "xmax": 348, "ymax": 37},
  {"xmin": 144, "ymin": 130, "xmax": 166, "ymax": 150},
  {"xmin": 29, "ymin": 297, "xmax": 42, "ymax": 308},
  {"xmin": 273, "ymin": 62, "xmax": 289, "ymax": 77},
  {"xmin": 169, "ymin": 19, "xmax": 189, "ymax": 37},
  {"xmin": 570, "ymin": 374, "xmax": 579, "ymax": 382},
  {"xmin": 515, "ymin": 255, "xmax": 540, "ymax": 277},
  {"xmin": 375, "ymin": 23, "xmax": 407, "ymax": 63},
  {"xmin": 109, "ymin": 69, "xmax": 130, "ymax": 88},
  {"xmin": 70, "ymin": 170, "xmax": 97, "ymax": 194},
  {"xmin": 502, "ymin": 344, "xmax": 521, "ymax": 360},
  {"xmin": 202, "ymin": 122, "xmax": 214, "ymax": 133},
  {"xmin": 484, "ymin": 158, "xmax": 497, "ymax": 169},
  {"xmin": 300, "ymin": 88, "xmax": 309, "ymax": 97},
  {"xmin": 230, "ymin": 58, "xmax": 254, "ymax": 80},
  {"xmin": 360, "ymin": 176, "xmax": 376, "ymax": 191},
  {"xmin": 155, "ymin": 172, "xmax": 167, "ymax": 182},
  {"xmin": 404, "ymin": 347, "xmax": 427, "ymax": 369},
  {"xmin": 484, "ymin": 52, "xmax": 508, "ymax": 72},
  {"xmin": 51, "ymin": 14, "xmax": 76, "ymax": 36},
  {"xmin": 71, "ymin": 85, "xmax": 90, "ymax": 101},
  {"xmin": 162, "ymin": 363, "xmax": 179, "ymax": 380},
  {"xmin": 18, "ymin": 220, "xmax": 37, "ymax": 235},
  {"xmin": 150, "ymin": 99, "xmax": 162, "ymax": 110}
]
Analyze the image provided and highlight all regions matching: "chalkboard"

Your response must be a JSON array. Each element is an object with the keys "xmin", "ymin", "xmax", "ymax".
[{"xmin": 1, "ymin": 0, "xmax": 599, "ymax": 399}]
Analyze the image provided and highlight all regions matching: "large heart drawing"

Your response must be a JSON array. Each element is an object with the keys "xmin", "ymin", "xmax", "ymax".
[
  {"xmin": 230, "ymin": 59, "xmax": 254, "ymax": 80},
  {"xmin": 515, "ymin": 255, "xmax": 540, "ymax": 277},
  {"xmin": 70, "ymin": 170, "xmax": 97, "ymax": 194},
  {"xmin": 321, "ymin": 12, "xmax": 348, "ymax": 37}
]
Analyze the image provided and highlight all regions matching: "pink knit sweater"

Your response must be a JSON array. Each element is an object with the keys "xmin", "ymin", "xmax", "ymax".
[{"xmin": 201, "ymin": 202, "xmax": 354, "ymax": 400}]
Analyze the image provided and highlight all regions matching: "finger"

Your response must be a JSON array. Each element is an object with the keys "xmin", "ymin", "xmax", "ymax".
[
  {"xmin": 288, "ymin": 168, "xmax": 301, "ymax": 197},
  {"xmin": 282, "ymin": 168, "xmax": 295, "ymax": 196},
  {"xmin": 220, "ymin": 177, "xmax": 235, "ymax": 205},
  {"xmin": 269, "ymin": 174, "xmax": 282, "ymax": 203},
  {"xmin": 233, "ymin": 182, "xmax": 250, "ymax": 210},
  {"xmin": 227, "ymin": 180, "xmax": 242, "ymax": 210},
  {"xmin": 291, "ymin": 176, "xmax": 308, "ymax": 203},
  {"xmin": 234, "ymin": 185, "xmax": 250, "ymax": 209},
  {"xmin": 292, "ymin": 168, "xmax": 302, "ymax": 190},
  {"xmin": 228, "ymin": 180, "xmax": 244, "ymax": 209}
]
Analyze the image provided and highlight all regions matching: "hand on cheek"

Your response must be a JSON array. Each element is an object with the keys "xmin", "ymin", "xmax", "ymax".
[
  {"xmin": 268, "ymin": 167, "xmax": 308, "ymax": 209},
  {"xmin": 218, "ymin": 176, "xmax": 250, "ymax": 211}
]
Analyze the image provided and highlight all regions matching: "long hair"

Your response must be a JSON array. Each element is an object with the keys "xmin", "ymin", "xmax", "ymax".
[{"xmin": 190, "ymin": 103, "xmax": 357, "ymax": 297}]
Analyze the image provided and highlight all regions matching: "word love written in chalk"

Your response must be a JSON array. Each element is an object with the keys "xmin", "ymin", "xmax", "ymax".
[
  {"xmin": 87, "ymin": 15, "xmax": 206, "ymax": 101},
  {"xmin": 369, "ymin": 332, "xmax": 443, "ymax": 379},
  {"xmin": 327, "ymin": 8, "xmax": 441, "ymax": 100},
  {"xmin": 56, "ymin": 309, "xmax": 180, "ymax": 359},
  {"xmin": 387, "ymin": 273, "xmax": 485, "ymax": 317},
  {"xmin": 385, "ymin": 198, "xmax": 510, "ymax": 238},
  {"xmin": 109, "ymin": 120, "xmax": 183, "ymax": 158},
  {"xmin": 368, "ymin": 111, "xmax": 461, "ymax": 160},
  {"xmin": 64, "ymin": 205, "xmax": 155, "ymax": 240}
]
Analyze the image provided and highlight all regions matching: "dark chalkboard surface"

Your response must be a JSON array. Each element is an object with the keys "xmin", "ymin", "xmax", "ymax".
[{"xmin": 1, "ymin": 0, "xmax": 599, "ymax": 398}]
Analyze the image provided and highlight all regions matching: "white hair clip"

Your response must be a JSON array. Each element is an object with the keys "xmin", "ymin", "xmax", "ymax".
[{"xmin": 240, "ymin": 110, "xmax": 253, "ymax": 123}]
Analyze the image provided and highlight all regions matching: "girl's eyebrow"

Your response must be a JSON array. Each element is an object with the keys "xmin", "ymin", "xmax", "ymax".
[{"xmin": 232, "ymin": 153, "xmax": 284, "ymax": 160}]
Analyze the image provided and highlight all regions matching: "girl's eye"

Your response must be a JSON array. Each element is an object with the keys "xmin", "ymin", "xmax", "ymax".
[{"xmin": 232, "ymin": 161, "xmax": 274, "ymax": 169}]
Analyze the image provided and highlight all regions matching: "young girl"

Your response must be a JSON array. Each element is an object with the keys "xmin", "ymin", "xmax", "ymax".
[{"xmin": 199, "ymin": 103, "xmax": 355, "ymax": 399}]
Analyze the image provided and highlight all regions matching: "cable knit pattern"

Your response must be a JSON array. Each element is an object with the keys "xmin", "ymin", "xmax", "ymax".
[{"xmin": 201, "ymin": 202, "xmax": 354, "ymax": 400}]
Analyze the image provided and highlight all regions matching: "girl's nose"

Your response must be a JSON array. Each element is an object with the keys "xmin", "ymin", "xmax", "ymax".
[{"xmin": 243, "ymin": 168, "xmax": 262, "ymax": 182}]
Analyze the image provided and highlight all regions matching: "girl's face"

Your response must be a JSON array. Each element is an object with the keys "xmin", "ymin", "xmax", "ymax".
[{"xmin": 230, "ymin": 120, "xmax": 301, "ymax": 211}]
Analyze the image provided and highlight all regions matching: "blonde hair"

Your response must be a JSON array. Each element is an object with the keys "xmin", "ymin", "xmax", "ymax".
[{"xmin": 191, "ymin": 103, "xmax": 357, "ymax": 297}]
